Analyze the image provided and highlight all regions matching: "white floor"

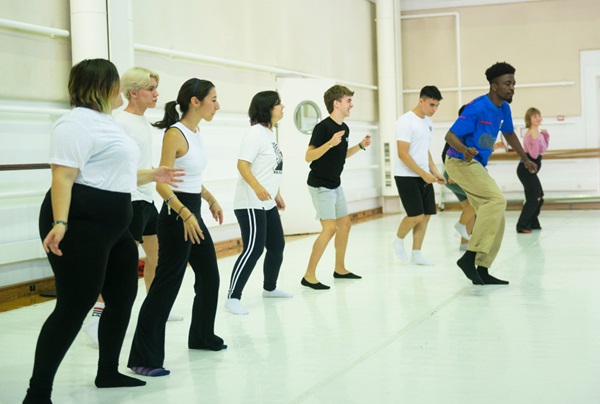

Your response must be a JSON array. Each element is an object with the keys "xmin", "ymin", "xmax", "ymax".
[{"xmin": 2, "ymin": 210, "xmax": 600, "ymax": 404}]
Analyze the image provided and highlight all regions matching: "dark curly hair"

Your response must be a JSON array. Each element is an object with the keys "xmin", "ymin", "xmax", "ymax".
[{"xmin": 485, "ymin": 62, "xmax": 516, "ymax": 84}]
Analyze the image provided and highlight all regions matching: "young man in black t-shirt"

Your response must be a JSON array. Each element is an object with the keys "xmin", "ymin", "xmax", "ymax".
[{"xmin": 301, "ymin": 85, "xmax": 372, "ymax": 290}]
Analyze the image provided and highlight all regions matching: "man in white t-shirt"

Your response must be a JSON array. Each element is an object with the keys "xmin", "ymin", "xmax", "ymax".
[{"xmin": 392, "ymin": 86, "xmax": 445, "ymax": 265}]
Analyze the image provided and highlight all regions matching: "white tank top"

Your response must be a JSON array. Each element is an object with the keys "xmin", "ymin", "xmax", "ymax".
[{"xmin": 169, "ymin": 122, "xmax": 207, "ymax": 193}]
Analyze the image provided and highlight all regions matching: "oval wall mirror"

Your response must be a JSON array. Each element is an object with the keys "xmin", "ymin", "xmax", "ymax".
[{"xmin": 293, "ymin": 100, "xmax": 321, "ymax": 134}]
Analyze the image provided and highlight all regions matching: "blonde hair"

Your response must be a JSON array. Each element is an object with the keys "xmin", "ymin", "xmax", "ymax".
[
  {"xmin": 121, "ymin": 67, "xmax": 160, "ymax": 100},
  {"xmin": 524, "ymin": 107, "xmax": 541, "ymax": 129}
]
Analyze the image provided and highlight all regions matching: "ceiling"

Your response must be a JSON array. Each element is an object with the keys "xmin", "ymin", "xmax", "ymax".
[{"xmin": 366, "ymin": 0, "xmax": 546, "ymax": 11}]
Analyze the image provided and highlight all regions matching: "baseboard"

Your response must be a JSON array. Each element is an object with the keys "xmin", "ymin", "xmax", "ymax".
[{"xmin": 0, "ymin": 207, "xmax": 384, "ymax": 306}]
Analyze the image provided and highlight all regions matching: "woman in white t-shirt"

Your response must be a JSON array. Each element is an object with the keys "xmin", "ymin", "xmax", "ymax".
[
  {"xmin": 225, "ymin": 91, "xmax": 291, "ymax": 315},
  {"xmin": 24, "ymin": 59, "xmax": 181, "ymax": 403},
  {"xmin": 128, "ymin": 78, "xmax": 226, "ymax": 378}
]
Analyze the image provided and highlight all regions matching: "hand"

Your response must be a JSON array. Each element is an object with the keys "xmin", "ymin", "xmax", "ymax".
[
  {"xmin": 253, "ymin": 185, "xmax": 272, "ymax": 201},
  {"xmin": 422, "ymin": 172, "xmax": 436, "ymax": 184},
  {"xmin": 447, "ymin": 177, "xmax": 456, "ymax": 185},
  {"xmin": 435, "ymin": 174, "xmax": 447, "ymax": 185},
  {"xmin": 524, "ymin": 159, "xmax": 538, "ymax": 174},
  {"xmin": 154, "ymin": 166, "xmax": 185, "ymax": 187},
  {"xmin": 463, "ymin": 147, "xmax": 478, "ymax": 162},
  {"xmin": 328, "ymin": 130, "xmax": 345, "ymax": 147},
  {"xmin": 182, "ymin": 210, "xmax": 204, "ymax": 244},
  {"xmin": 42, "ymin": 226, "xmax": 66, "ymax": 256},
  {"xmin": 209, "ymin": 201, "xmax": 224, "ymax": 225},
  {"xmin": 275, "ymin": 194, "xmax": 286, "ymax": 211},
  {"xmin": 360, "ymin": 135, "xmax": 372, "ymax": 149}
]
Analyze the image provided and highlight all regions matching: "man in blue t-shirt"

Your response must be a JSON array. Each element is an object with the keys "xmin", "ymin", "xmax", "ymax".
[{"xmin": 444, "ymin": 62, "xmax": 537, "ymax": 286}]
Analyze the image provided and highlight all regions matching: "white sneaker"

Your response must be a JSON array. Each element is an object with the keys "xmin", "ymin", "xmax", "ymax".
[
  {"xmin": 262, "ymin": 289, "xmax": 293, "ymax": 298},
  {"xmin": 393, "ymin": 238, "xmax": 408, "ymax": 262},
  {"xmin": 167, "ymin": 313, "xmax": 184, "ymax": 321},
  {"xmin": 454, "ymin": 222, "xmax": 471, "ymax": 241},
  {"xmin": 84, "ymin": 318, "xmax": 99, "ymax": 347},
  {"xmin": 224, "ymin": 298, "xmax": 249, "ymax": 315}
]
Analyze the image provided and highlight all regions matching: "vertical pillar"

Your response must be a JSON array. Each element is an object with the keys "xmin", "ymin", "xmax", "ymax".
[
  {"xmin": 106, "ymin": 0, "xmax": 135, "ymax": 74},
  {"xmin": 376, "ymin": 0, "xmax": 404, "ymax": 211},
  {"xmin": 69, "ymin": 0, "xmax": 109, "ymax": 65}
]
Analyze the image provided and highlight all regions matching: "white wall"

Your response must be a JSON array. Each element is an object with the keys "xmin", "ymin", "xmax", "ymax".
[{"xmin": 0, "ymin": 0, "xmax": 379, "ymax": 287}]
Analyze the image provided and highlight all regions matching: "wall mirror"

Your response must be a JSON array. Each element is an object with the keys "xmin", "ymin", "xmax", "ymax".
[{"xmin": 293, "ymin": 100, "xmax": 321, "ymax": 134}]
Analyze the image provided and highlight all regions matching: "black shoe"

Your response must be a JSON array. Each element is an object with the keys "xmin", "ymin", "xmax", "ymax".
[
  {"xmin": 301, "ymin": 277, "xmax": 330, "ymax": 290},
  {"xmin": 475, "ymin": 267, "xmax": 509, "ymax": 285},
  {"xmin": 333, "ymin": 271, "xmax": 362, "ymax": 279}
]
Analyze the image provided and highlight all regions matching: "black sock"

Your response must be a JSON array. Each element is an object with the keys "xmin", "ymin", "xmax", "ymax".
[
  {"xmin": 95, "ymin": 371, "xmax": 147, "ymax": 388},
  {"xmin": 477, "ymin": 267, "xmax": 509, "ymax": 285},
  {"xmin": 23, "ymin": 388, "xmax": 52, "ymax": 404},
  {"xmin": 457, "ymin": 251, "xmax": 484, "ymax": 285},
  {"xmin": 189, "ymin": 335, "xmax": 227, "ymax": 351}
]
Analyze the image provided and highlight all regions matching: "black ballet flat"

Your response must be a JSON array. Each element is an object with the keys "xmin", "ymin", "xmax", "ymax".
[
  {"xmin": 301, "ymin": 277, "xmax": 330, "ymax": 290},
  {"xmin": 333, "ymin": 272, "xmax": 362, "ymax": 279}
]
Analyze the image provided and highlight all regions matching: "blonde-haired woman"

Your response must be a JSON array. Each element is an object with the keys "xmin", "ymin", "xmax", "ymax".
[{"xmin": 516, "ymin": 107, "xmax": 549, "ymax": 233}]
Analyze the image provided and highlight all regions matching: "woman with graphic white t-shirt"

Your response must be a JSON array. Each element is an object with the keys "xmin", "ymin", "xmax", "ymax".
[{"xmin": 225, "ymin": 91, "xmax": 292, "ymax": 315}]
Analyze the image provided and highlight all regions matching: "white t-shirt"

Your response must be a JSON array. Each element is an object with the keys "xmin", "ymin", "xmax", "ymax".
[
  {"xmin": 170, "ymin": 122, "xmax": 207, "ymax": 194},
  {"xmin": 233, "ymin": 124, "xmax": 283, "ymax": 210},
  {"xmin": 113, "ymin": 110, "xmax": 156, "ymax": 202},
  {"xmin": 50, "ymin": 107, "xmax": 139, "ymax": 193},
  {"xmin": 394, "ymin": 111, "xmax": 433, "ymax": 177}
]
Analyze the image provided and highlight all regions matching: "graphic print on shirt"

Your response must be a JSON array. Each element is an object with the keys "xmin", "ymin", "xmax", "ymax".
[
  {"xmin": 272, "ymin": 142, "xmax": 283, "ymax": 174},
  {"xmin": 478, "ymin": 133, "xmax": 496, "ymax": 150}
]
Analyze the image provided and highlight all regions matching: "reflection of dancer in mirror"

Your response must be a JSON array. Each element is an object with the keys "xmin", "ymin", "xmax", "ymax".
[
  {"xmin": 225, "ymin": 91, "xmax": 292, "ymax": 315},
  {"xmin": 301, "ymin": 85, "xmax": 372, "ymax": 290},
  {"xmin": 128, "ymin": 78, "xmax": 227, "ymax": 378},
  {"xmin": 24, "ymin": 59, "xmax": 183, "ymax": 403},
  {"xmin": 441, "ymin": 105, "xmax": 476, "ymax": 251},
  {"xmin": 516, "ymin": 107, "xmax": 549, "ymax": 233},
  {"xmin": 84, "ymin": 67, "xmax": 183, "ymax": 346},
  {"xmin": 444, "ymin": 62, "xmax": 537, "ymax": 285},
  {"xmin": 392, "ymin": 86, "xmax": 446, "ymax": 266}
]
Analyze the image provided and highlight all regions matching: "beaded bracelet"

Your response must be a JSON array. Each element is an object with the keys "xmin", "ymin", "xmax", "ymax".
[{"xmin": 52, "ymin": 220, "xmax": 68, "ymax": 229}]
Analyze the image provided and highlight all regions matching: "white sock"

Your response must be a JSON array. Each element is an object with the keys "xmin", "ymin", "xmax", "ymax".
[
  {"xmin": 84, "ymin": 302, "xmax": 103, "ymax": 346},
  {"xmin": 393, "ymin": 237, "xmax": 408, "ymax": 262},
  {"xmin": 454, "ymin": 222, "xmax": 471, "ymax": 241},
  {"xmin": 167, "ymin": 312, "xmax": 184, "ymax": 321},
  {"xmin": 262, "ymin": 289, "xmax": 293, "ymax": 298},
  {"xmin": 459, "ymin": 242, "xmax": 468, "ymax": 251},
  {"xmin": 224, "ymin": 298, "xmax": 249, "ymax": 315},
  {"xmin": 411, "ymin": 250, "xmax": 434, "ymax": 266}
]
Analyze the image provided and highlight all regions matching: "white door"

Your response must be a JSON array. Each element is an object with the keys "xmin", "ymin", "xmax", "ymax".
[{"xmin": 276, "ymin": 78, "xmax": 334, "ymax": 235}]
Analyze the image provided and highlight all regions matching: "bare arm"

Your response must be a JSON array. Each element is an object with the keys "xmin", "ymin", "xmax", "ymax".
[
  {"xmin": 397, "ymin": 140, "xmax": 435, "ymax": 183},
  {"xmin": 428, "ymin": 151, "xmax": 446, "ymax": 184},
  {"xmin": 305, "ymin": 130, "xmax": 344, "ymax": 162},
  {"xmin": 346, "ymin": 135, "xmax": 372, "ymax": 159},
  {"xmin": 445, "ymin": 131, "xmax": 478, "ymax": 162},
  {"xmin": 156, "ymin": 128, "xmax": 205, "ymax": 244},
  {"xmin": 237, "ymin": 159, "xmax": 271, "ymax": 201},
  {"xmin": 42, "ymin": 165, "xmax": 79, "ymax": 256},
  {"xmin": 504, "ymin": 132, "xmax": 537, "ymax": 173}
]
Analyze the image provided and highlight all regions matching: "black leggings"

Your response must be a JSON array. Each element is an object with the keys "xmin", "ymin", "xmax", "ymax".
[
  {"xmin": 128, "ymin": 192, "xmax": 222, "ymax": 368},
  {"xmin": 27, "ymin": 184, "xmax": 138, "ymax": 399},
  {"xmin": 517, "ymin": 154, "xmax": 544, "ymax": 230},
  {"xmin": 227, "ymin": 207, "xmax": 285, "ymax": 300}
]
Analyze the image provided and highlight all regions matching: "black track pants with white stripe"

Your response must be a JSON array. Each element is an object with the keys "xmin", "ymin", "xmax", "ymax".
[{"xmin": 228, "ymin": 207, "xmax": 285, "ymax": 300}]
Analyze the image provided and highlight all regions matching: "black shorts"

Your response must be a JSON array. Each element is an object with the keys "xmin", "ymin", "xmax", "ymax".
[
  {"xmin": 394, "ymin": 176, "xmax": 437, "ymax": 217},
  {"xmin": 129, "ymin": 200, "xmax": 158, "ymax": 243}
]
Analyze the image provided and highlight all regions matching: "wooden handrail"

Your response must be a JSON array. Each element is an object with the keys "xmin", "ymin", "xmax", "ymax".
[
  {"xmin": 0, "ymin": 164, "xmax": 50, "ymax": 171},
  {"xmin": 489, "ymin": 148, "xmax": 600, "ymax": 161}
]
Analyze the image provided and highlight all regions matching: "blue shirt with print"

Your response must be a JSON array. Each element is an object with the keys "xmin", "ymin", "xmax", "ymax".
[{"xmin": 446, "ymin": 94, "xmax": 514, "ymax": 167}]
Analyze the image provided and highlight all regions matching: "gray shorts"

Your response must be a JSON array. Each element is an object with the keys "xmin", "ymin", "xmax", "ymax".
[{"xmin": 308, "ymin": 185, "xmax": 348, "ymax": 220}]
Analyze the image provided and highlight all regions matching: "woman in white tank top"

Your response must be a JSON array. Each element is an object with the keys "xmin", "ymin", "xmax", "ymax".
[{"xmin": 128, "ymin": 79, "xmax": 227, "ymax": 377}]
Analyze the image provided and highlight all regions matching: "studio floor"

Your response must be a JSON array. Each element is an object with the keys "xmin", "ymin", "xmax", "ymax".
[{"xmin": 1, "ymin": 210, "xmax": 599, "ymax": 404}]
